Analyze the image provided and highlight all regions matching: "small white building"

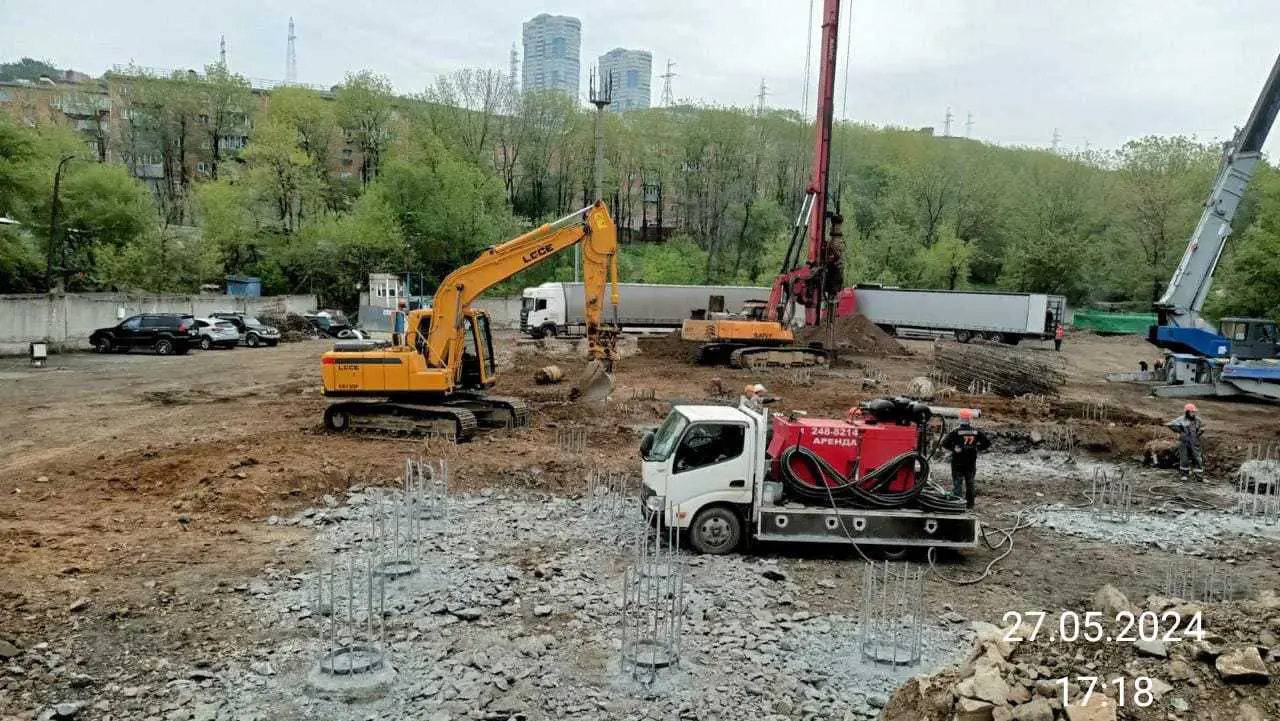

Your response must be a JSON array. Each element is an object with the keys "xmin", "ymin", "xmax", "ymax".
[{"xmin": 363, "ymin": 273, "xmax": 406, "ymax": 309}]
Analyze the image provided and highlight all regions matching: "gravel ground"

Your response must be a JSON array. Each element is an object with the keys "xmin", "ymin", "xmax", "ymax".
[{"xmin": 167, "ymin": 488, "xmax": 973, "ymax": 721}]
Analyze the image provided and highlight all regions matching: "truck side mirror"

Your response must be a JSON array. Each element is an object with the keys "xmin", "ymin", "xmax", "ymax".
[{"xmin": 640, "ymin": 430, "xmax": 655, "ymax": 457}]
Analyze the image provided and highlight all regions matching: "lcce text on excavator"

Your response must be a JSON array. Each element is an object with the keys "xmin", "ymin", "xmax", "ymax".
[{"xmin": 319, "ymin": 201, "xmax": 621, "ymax": 441}]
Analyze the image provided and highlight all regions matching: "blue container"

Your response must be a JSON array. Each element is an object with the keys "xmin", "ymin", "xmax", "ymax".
[{"xmin": 226, "ymin": 275, "xmax": 262, "ymax": 297}]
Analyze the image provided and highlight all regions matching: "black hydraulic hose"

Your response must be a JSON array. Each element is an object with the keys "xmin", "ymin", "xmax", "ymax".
[{"xmin": 778, "ymin": 444, "xmax": 968, "ymax": 514}]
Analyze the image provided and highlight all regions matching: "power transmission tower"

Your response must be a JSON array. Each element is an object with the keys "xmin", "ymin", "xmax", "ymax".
[
  {"xmin": 965, "ymin": 111, "xmax": 973, "ymax": 138},
  {"xmin": 756, "ymin": 78, "xmax": 769, "ymax": 115},
  {"xmin": 1051, "ymin": 127, "xmax": 1061, "ymax": 152},
  {"xmin": 943, "ymin": 106, "xmax": 953, "ymax": 137},
  {"xmin": 585, "ymin": 67, "xmax": 613, "ymax": 283},
  {"xmin": 660, "ymin": 59, "xmax": 677, "ymax": 107},
  {"xmin": 219, "ymin": 35, "xmax": 227, "ymax": 67},
  {"xmin": 285, "ymin": 17, "xmax": 297, "ymax": 85}
]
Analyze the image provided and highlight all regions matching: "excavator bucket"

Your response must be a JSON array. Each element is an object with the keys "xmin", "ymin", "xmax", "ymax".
[{"xmin": 572, "ymin": 359, "xmax": 613, "ymax": 404}]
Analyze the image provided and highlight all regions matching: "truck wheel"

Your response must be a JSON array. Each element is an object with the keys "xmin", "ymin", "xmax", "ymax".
[
  {"xmin": 954, "ymin": 330, "xmax": 972, "ymax": 343},
  {"xmin": 542, "ymin": 324, "xmax": 558, "ymax": 338},
  {"xmin": 689, "ymin": 507, "xmax": 741, "ymax": 555},
  {"xmin": 984, "ymin": 331, "xmax": 1003, "ymax": 343}
]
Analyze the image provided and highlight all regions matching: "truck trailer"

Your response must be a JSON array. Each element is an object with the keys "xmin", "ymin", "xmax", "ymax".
[
  {"xmin": 639, "ymin": 395, "xmax": 980, "ymax": 555},
  {"xmin": 836, "ymin": 286, "xmax": 1066, "ymax": 345},
  {"xmin": 521, "ymin": 282, "xmax": 769, "ymax": 338}
]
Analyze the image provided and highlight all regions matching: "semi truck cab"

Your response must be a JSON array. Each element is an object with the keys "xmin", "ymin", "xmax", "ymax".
[
  {"xmin": 521, "ymin": 285, "xmax": 563, "ymax": 338},
  {"xmin": 640, "ymin": 399, "xmax": 981, "ymax": 555}
]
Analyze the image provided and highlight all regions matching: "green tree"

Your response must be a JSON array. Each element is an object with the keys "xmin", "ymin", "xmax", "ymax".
[
  {"xmin": 199, "ymin": 60, "xmax": 253, "ymax": 180},
  {"xmin": 336, "ymin": 71, "xmax": 394, "ymax": 186},
  {"xmin": 914, "ymin": 231, "xmax": 974, "ymax": 290},
  {"xmin": 1113, "ymin": 136, "xmax": 1217, "ymax": 301}
]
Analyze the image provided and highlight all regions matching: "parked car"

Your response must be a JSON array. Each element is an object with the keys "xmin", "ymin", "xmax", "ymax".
[
  {"xmin": 209, "ymin": 312, "xmax": 281, "ymax": 347},
  {"xmin": 193, "ymin": 317, "xmax": 241, "ymax": 350},
  {"xmin": 305, "ymin": 310, "xmax": 364, "ymax": 339},
  {"xmin": 89, "ymin": 314, "xmax": 199, "ymax": 355}
]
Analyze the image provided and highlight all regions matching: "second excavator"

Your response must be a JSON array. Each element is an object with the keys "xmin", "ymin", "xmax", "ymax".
[{"xmin": 319, "ymin": 201, "xmax": 621, "ymax": 440}]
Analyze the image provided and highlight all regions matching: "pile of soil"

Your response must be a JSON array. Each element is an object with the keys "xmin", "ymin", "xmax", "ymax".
[
  {"xmin": 636, "ymin": 331, "xmax": 699, "ymax": 363},
  {"xmin": 797, "ymin": 313, "xmax": 906, "ymax": 356}
]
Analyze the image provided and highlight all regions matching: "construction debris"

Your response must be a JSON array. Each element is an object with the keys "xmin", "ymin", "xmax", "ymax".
[
  {"xmin": 880, "ymin": 588, "xmax": 1280, "ymax": 721},
  {"xmin": 932, "ymin": 342, "xmax": 1066, "ymax": 397},
  {"xmin": 534, "ymin": 365, "xmax": 564, "ymax": 384}
]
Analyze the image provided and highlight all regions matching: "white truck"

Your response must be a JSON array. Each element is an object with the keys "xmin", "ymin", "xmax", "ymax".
[
  {"xmin": 837, "ymin": 286, "xmax": 1067, "ymax": 345},
  {"xmin": 638, "ymin": 397, "xmax": 980, "ymax": 555},
  {"xmin": 521, "ymin": 282, "xmax": 769, "ymax": 338}
]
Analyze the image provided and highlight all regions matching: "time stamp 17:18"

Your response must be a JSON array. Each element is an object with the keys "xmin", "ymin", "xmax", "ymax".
[{"xmin": 1002, "ymin": 609, "xmax": 1205, "ymax": 708}]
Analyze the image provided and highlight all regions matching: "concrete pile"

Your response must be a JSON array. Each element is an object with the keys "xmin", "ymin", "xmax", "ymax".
[{"xmin": 881, "ymin": 584, "xmax": 1279, "ymax": 721}]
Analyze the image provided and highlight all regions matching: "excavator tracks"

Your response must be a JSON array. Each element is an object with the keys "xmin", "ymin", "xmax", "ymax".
[
  {"xmin": 728, "ymin": 345, "xmax": 830, "ymax": 369},
  {"xmin": 447, "ymin": 393, "xmax": 532, "ymax": 429},
  {"xmin": 323, "ymin": 401, "xmax": 480, "ymax": 441}
]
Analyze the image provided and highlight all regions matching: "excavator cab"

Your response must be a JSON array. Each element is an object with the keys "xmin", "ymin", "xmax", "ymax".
[{"xmin": 459, "ymin": 311, "xmax": 498, "ymax": 389}]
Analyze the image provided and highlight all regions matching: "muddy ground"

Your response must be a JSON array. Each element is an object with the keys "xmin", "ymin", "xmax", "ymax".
[{"xmin": 1, "ymin": 331, "xmax": 1278, "ymax": 720}]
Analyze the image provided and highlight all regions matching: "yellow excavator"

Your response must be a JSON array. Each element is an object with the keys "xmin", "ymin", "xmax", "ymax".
[{"xmin": 320, "ymin": 201, "xmax": 620, "ymax": 440}]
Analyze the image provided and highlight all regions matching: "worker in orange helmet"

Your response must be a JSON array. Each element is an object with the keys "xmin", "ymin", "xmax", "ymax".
[
  {"xmin": 939, "ymin": 408, "xmax": 991, "ymax": 509},
  {"xmin": 1168, "ymin": 403, "xmax": 1205, "ymax": 482}
]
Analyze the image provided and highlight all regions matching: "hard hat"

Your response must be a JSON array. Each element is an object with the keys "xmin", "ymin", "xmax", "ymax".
[
  {"xmin": 752, "ymin": 383, "xmax": 767, "ymax": 394},
  {"xmin": 1185, "ymin": 403, "xmax": 1197, "ymax": 413},
  {"xmin": 959, "ymin": 408, "xmax": 974, "ymax": 421}
]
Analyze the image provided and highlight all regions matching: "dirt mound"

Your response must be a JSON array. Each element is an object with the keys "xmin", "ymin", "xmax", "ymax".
[
  {"xmin": 636, "ymin": 331, "xmax": 699, "ymax": 363},
  {"xmin": 796, "ymin": 313, "xmax": 906, "ymax": 356}
]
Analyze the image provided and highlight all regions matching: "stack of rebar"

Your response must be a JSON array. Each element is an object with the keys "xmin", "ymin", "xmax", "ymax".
[{"xmin": 933, "ymin": 342, "xmax": 1066, "ymax": 397}]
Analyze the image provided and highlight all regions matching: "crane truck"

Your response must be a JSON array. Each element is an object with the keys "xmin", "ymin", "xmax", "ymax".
[
  {"xmin": 1107, "ymin": 52, "xmax": 1280, "ymax": 400},
  {"xmin": 320, "ymin": 202, "xmax": 621, "ymax": 439},
  {"xmin": 681, "ymin": 0, "xmax": 845, "ymax": 368},
  {"xmin": 639, "ymin": 395, "xmax": 978, "ymax": 555}
]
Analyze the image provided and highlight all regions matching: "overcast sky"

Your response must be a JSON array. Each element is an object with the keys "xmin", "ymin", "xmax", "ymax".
[{"xmin": 3, "ymin": 0, "xmax": 1278, "ymax": 153}]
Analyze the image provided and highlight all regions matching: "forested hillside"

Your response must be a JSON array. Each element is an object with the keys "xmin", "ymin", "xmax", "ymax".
[{"xmin": 1, "ymin": 62, "xmax": 1277, "ymax": 318}]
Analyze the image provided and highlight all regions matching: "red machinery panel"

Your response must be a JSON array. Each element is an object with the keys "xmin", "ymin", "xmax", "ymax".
[{"xmin": 768, "ymin": 415, "xmax": 919, "ymax": 492}]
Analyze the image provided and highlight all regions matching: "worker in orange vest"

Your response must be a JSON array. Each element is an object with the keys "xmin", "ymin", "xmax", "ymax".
[{"xmin": 1054, "ymin": 324, "xmax": 1065, "ymax": 351}]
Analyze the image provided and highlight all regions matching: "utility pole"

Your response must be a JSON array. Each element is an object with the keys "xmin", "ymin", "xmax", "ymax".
[
  {"xmin": 965, "ymin": 111, "xmax": 973, "ymax": 138},
  {"xmin": 756, "ymin": 78, "xmax": 769, "ymax": 116},
  {"xmin": 219, "ymin": 35, "xmax": 227, "ymax": 67},
  {"xmin": 659, "ymin": 59, "xmax": 676, "ymax": 107},
  {"xmin": 585, "ymin": 67, "xmax": 613, "ymax": 283},
  {"xmin": 1051, "ymin": 127, "xmax": 1061, "ymax": 152},
  {"xmin": 943, "ymin": 106, "xmax": 953, "ymax": 137},
  {"xmin": 45, "ymin": 155, "xmax": 77, "ymax": 292}
]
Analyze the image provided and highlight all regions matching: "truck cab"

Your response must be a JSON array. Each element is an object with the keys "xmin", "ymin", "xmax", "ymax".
[
  {"xmin": 521, "ymin": 284, "xmax": 564, "ymax": 338},
  {"xmin": 640, "ymin": 399, "xmax": 980, "ymax": 555}
]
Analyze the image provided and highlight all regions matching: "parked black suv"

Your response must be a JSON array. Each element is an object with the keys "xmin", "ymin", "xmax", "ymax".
[
  {"xmin": 89, "ymin": 314, "xmax": 199, "ymax": 355},
  {"xmin": 209, "ymin": 312, "xmax": 282, "ymax": 347}
]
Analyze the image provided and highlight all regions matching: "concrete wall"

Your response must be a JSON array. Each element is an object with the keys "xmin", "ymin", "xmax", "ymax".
[
  {"xmin": 0, "ymin": 293, "xmax": 317, "ymax": 354},
  {"xmin": 355, "ymin": 297, "xmax": 524, "ymax": 336}
]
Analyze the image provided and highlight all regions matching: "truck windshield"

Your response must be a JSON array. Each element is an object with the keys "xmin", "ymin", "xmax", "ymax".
[
  {"xmin": 645, "ymin": 411, "xmax": 689, "ymax": 462},
  {"xmin": 522, "ymin": 297, "xmax": 535, "ymax": 311}
]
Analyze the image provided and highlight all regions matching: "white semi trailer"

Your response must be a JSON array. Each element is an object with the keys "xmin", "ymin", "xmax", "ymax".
[
  {"xmin": 837, "ymin": 286, "xmax": 1067, "ymax": 345},
  {"xmin": 521, "ymin": 282, "xmax": 769, "ymax": 338}
]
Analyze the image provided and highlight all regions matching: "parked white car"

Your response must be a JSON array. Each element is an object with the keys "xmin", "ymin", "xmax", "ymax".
[{"xmin": 193, "ymin": 317, "xmax": 241, "ymax": 350}]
